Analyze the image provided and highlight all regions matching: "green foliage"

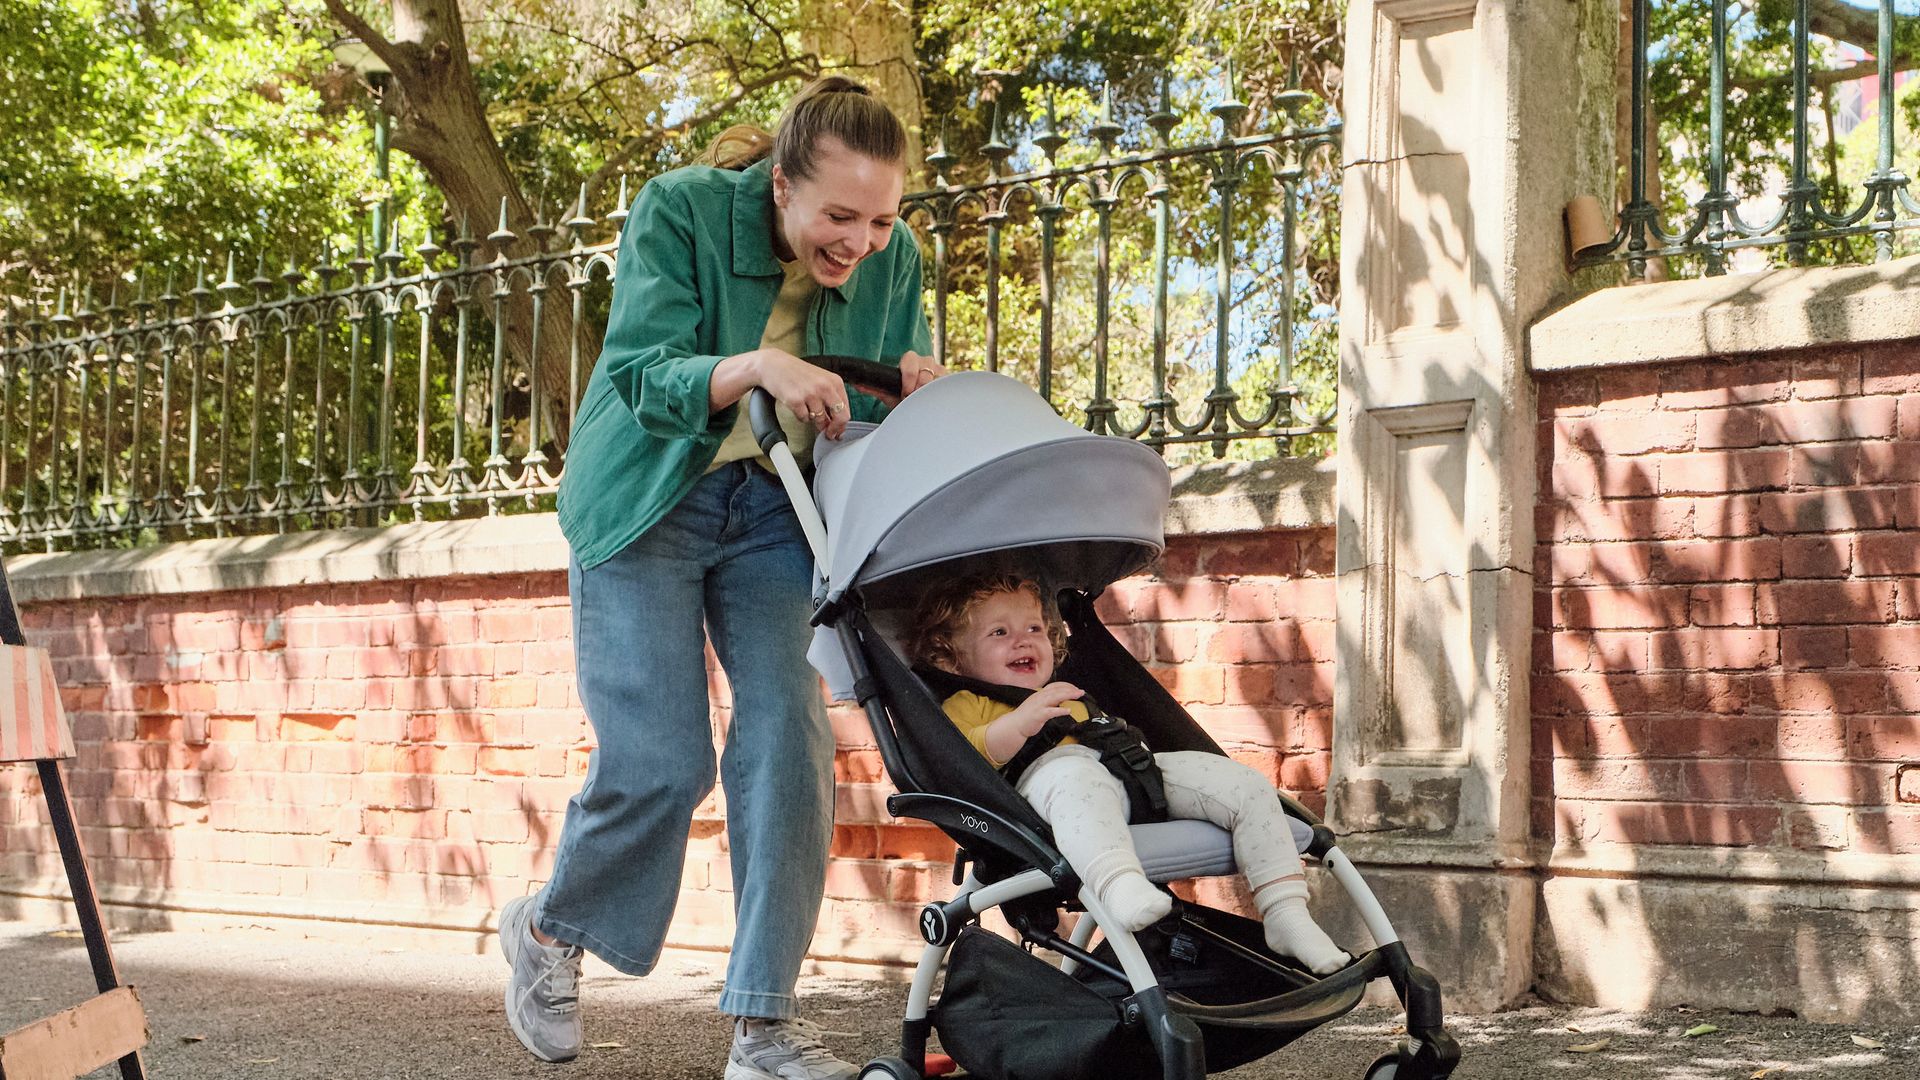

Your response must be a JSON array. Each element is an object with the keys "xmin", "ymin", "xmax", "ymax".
[{"xmin": 0, "ymin": 0, "xmax": 397, "ymax": 302}]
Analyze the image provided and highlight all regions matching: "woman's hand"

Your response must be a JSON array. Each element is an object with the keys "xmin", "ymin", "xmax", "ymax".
[
  {"xmin": 899, "ymin": 351, "xmax": 946, "ymax": 397},
  {"xmin": 711, "ymin": 349, "xmax": 852, "ymax": 439}
]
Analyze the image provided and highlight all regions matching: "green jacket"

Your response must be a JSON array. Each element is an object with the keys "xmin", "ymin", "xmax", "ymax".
[{"xmin": 558, "ymin": 159, "xmax": 934, "ymax": 569}]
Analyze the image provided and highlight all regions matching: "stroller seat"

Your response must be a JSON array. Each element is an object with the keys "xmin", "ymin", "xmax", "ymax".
[{"xmin": 1133, "ymin": 818, "xmax": 1314, "ymax": 883}]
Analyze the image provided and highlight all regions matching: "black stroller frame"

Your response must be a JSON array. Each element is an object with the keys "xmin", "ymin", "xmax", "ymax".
[{"xmin": 749, "ymin": 360, "xmax": 1460, "ymax": 1080}]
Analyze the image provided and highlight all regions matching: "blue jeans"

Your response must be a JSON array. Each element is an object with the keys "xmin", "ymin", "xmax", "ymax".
[{"xmin": 538, "ymin": 461, "xmax": 833, "ymax": 1020}]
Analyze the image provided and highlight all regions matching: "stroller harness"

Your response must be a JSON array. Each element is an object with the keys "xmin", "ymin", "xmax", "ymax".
[{"xmin": 915, "ymin": 667, "xmax": 1170, "ymax": 824}]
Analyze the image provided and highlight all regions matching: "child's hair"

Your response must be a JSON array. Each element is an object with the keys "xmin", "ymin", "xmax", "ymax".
[
  {"xmin": 697, "ymin": 76, "xmax": 906, "ymax": 175},
  {"xmin": 908, "ymin": 574, "xmax": 1069, "ymax": 675}
]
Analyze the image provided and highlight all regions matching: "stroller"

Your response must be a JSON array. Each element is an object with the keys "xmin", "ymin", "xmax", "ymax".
[{"xmin": 747, "ymin": 360, "xmax": 1460, "ymax": 1080}]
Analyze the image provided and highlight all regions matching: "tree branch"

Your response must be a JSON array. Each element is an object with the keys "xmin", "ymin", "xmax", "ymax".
[
  {"xmin": 314, "ymin": 0, "xmax": 405, "ymax": 75},
  {"xmin": 581, "ymin": 62, "xmax": 820, "ymax": 202}
]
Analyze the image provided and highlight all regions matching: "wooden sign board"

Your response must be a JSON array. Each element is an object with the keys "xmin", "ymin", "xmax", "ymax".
[
  {"xmin": 0, "ymin": 987, "xmax": 149, "ymax": 1080},
  {"xmin": 0, "ymin": 645, "xmax": 72, "ymax": 763}
]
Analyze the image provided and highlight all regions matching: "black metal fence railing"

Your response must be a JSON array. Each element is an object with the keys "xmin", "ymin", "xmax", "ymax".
[
  {"xmin": 0, "ymin": 76, "xmax": 1340, "ymax": 553},
  {"xmin": 1580, "ymin": 0, "xmax": 1919, "ymax": 278}
]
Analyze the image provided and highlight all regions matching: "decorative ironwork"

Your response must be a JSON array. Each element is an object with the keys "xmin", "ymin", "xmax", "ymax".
[
  {"xmin": 1586, "ymin": 0, "xmax": 1919, "ymax": 278},
  {"xmin": 2, "ymin": 75, "xmax": 1341, "ymax": 552}
]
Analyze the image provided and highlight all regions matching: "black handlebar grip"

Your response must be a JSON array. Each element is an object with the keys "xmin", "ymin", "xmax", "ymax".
[
  {"xmin": 748, "ymin": 388, "xmax": 785, "ymax": 454},
  {"xmin": 803, "ymin": 354, "xmax": 904, "ymax": 398}
]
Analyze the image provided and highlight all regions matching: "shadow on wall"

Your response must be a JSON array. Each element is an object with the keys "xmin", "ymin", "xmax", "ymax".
[{"xmin": 1532, "ymin": 343, "xmax": 1920, "ymax": 1021}]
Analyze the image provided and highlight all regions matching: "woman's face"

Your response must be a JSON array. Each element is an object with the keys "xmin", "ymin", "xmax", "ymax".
[{"xmin": 772, "ymin": 135, "xmax": 904, "ymax": 288}]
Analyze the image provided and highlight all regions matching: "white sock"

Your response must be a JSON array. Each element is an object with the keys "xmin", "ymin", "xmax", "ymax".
[
  {"xmin": 1255, "ymin": 879, "xmax": 1348, "ymax": 975},
  {"xmin": 1094, "ymin": 869, "xmax": 1173, "ymax": 931}
]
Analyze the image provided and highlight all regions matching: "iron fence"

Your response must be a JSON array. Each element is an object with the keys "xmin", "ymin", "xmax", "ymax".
[
  {"xmin": 1581, "ymin": 0, "xmax": 1920, "ymax": 278},
  {"xmin": 0, "ymin": 79, "xmax": 1341, "ymax": 552}
]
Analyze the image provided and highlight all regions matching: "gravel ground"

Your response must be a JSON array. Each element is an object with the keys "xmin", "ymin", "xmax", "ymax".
[{"xmin": 2, "ymin": 920, "xmax": 1913, "ymax": 1079}]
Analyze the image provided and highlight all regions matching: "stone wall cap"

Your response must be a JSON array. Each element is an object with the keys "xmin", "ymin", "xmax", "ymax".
[
  {"xmin": 1530, "ymin": 253, "xmax": 1920, "ymax": 373},
  {"xmin": 7, "ymin": 457, "xmax": 1336, "ymax": 603}
]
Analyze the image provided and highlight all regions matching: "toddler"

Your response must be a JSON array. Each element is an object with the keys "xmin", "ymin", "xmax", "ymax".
[{"xmin": 908, "ymin": 574, "xmax": 1347, "ymax": 975}]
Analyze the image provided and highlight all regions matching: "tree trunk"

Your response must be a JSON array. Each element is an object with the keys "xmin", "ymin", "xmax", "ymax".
[
  {"xmin": 799, "ymin": 0, "xmax": 929, "ymax": 186},
  {"xmin": 324, "ymin": 0, "xmax": 581, "ymax": 450}
]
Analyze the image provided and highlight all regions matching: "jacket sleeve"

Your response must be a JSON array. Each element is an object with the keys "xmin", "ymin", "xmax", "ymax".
[
  {"xmin": 848, "ymin": 221, "xmax": 936, "ymax": 426},
  {"xmin": 598, "ymin": 180, "xmax": 735, "ymax": 441}
]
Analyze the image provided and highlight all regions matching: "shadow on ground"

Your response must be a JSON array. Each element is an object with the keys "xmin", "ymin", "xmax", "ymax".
[{"xmin": 0, "ymin": 921, "xmax": 1911, "ymax": 1079}]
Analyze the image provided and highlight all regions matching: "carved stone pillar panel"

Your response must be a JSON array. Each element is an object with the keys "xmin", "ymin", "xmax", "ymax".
[{"xmin": 1331, "ymin": 0, "xmax": 1611, "ymax": 1011}]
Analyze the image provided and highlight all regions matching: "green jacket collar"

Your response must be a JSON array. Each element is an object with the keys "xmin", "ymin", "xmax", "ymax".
[{"xmin": 731, "ymin": 158, "xmax": 858, "ymax": 303}]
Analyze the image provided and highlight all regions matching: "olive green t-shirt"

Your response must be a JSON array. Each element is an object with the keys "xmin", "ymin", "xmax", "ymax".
[{"xmin": 707, "ymin": 257, "xmax": 820, "ymax": 470}]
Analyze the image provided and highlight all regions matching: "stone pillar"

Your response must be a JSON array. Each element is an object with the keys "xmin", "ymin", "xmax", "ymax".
[{"xmin": 1327, "ymin": 0, "xmax": 1615, "ymax": 1009}]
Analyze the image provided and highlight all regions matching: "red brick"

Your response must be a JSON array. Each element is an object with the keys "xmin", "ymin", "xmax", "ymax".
[
  {"xmin": 1781, "ymin": 627, "xmax": 1848, "ymax": 669},
  {"xmin": 1780, "ymin": 534, "xmax": 1851, "ymax": 579},
  {"xmin": 1552, "ymin": 759, "xmax": 1683, "ymax": 801},
  {"xmin": 1758, "ymin": 580, "xmax": 1898, "ymax": 625},
  {"xmin": 1595, "ymin": 367, "xmax": 1663, "ymax": 413},
  {"xmin": 1787, "ymin": 806, "xmax": 1852, "ymax": 850},
  {"xmin": 1653, "ymin": 538, "xmax": 1781, "ymax": 583},
  {"xmin": 1861, "ymin": 348, "xmax": 1920, "ymax": 394},
  {"xmin": 1791, "ymin": 352, "xmax": 1863, "ymax": 399},
  {"xmin": 1758, "ymin": 489, "xmax": 1897, "ymax": 534},
  {"xmin": 1788, "ymin": 444, "xmax": 1864, "ymax": 487},
  {"xmin": 1853, "ymin": 807, "xmax": 1920, "ymax": 854},
  {"xmin": 1550, "ymin": 454, "xmax": 1656, "ymax": 499},
  {"xmin": 1688, "ymin": 585, "xmax": 1756, "ymax": 626},
  {"xmin": 1856, "ymin": 442, "xmax": 1920, "ymax": 485},
  {"xmin": 1197, "ymin": 532, "xmax": 1303, "ymax": 577},
  {"xmin": 1856, "ymin": 532, "xmax": 1920, "ymax": 577},
  {"xmin": 1552, "ymin": 586, "xmax": 1689, "ymax": 629},
  {"xmin": 1647, "ymin": 628, "xmax": 1777, "ymax": 671},
  {"xmin": 1591, "ymin": 802, "xmax": 1781, "ymax": 847},
  {"xmin": 1659, "ymin": 360, "xmax": 1791, "ymax": 410},
  {"xmin": 1750, "ymin": 672, "xmax": 1887, "ymax": 715},
  {"xmin": 1556, "ymin": 414, "xmax": 1695, "ymax": 456},
  {"xmin": 1900, "ymin": 766, "xmax": 1920, "ymax": 803},
  {"xmin": 1776, "ymin": 714, "xmax": 1851, "ymax": 760},
  {"xmin": 1847, "ymin": 625, "xmax": 1920, "ymax": 669},
  {"xmin": 1901, "ymin": 394, "xmax": 1920, "ymax": 441},
  {"xmin": 1655, "ymin": 450, "xmax": 1789, "ymax": 495},
  {"xmin": 1641, "ymin": 714, "xmax": 1775, "ymax": 757},
  {"xmin": 1847, "ymin": 717, "xmax": 1920, "ymax": 761},
  {"xmin": 1539, "ymin": 372, "xmax": 1598, "ymax": 414},
  {"xmin": 1747, "ymin": 761, "xmax": 1893, "ymax": 805},
  {"xmin": 1688, "ymin": 495, "xmax": 1764, "ymax": 538}
]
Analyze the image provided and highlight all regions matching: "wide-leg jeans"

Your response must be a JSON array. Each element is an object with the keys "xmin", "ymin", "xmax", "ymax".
[{"xmin": 538, "ymin": 461, "xmax": 834, "ymax": 1020}]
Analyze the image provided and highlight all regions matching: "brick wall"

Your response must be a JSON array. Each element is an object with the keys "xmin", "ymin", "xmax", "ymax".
[
  {"xmin": 0, "ymin": 526, "xmax": 1335, "ymax": 964},
  {"xmin": 1534, "ymin": 342, "xmax": 1920, "ymax": 861}
]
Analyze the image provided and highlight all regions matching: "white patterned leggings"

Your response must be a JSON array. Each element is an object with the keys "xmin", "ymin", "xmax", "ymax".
[{"xmin": 1014, "ymin": 744, "xmax": 1306, "ymax": 895}]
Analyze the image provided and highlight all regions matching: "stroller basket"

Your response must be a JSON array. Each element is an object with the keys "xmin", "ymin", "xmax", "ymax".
[{"xmin": 934, "ymin": 903, "xmax": 1368, "ymax": 1080}]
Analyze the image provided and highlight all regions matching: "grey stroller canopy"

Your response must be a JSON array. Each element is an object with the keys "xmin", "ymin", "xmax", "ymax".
[{"xmin": 811, "ymin": 371, "xmax": 1173, "ymax": 607}]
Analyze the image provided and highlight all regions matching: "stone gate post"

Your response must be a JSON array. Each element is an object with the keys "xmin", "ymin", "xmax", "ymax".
[{"xmin": 1329, "ymin": 0, "xmax": 1617, "ymax": 1008}]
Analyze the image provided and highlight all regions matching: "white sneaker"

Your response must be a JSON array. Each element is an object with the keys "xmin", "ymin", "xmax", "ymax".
[
  {"xmin": 499, "ymin": 894, "xmax": 584, "ymax": 1062},
  {"xmin": 724, "ymin": 1016, "xmax": 860, "ymax": 1080}
]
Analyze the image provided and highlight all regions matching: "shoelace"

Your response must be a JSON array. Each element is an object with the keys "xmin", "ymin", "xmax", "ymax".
[
  {"xmin": 755, "ymin": 1018, "xmax": 853, "ymax": 1062},
  {"xmin": 537, "ymin": 949, "xmax": 581, "ymax": 1013}
]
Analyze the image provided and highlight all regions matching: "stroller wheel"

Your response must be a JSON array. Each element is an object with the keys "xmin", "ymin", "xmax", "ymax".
[
  {"xmin": 859, "ymin": 1056, "xmax": 923, "ymax": 1080},
  {"xmin": 1362, "ymin": 1050, "xmax": 1400, "ymax": 1080}
]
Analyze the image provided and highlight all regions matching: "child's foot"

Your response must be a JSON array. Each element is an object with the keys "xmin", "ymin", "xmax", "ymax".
[
  {"xmin": 1096, "ymin": 871, "xmax": 1173, "ymax": 931},
  {"xmin": 1262, "ymin": 896, "xmax": 1349, "ymax": 975}
]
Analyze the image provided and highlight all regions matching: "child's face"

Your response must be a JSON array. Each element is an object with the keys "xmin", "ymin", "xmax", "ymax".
[{"xmin": 951, "ymin": 588, "xmax": 1055, "ymax": 690}]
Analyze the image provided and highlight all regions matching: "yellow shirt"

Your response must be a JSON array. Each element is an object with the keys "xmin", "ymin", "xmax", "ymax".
[
  {"xmin": 709, "ymin": 257, "xmax": 820, "ymax": 471},
  {"xmin": 941, "ymin": 691, "xmax": 1091, "ymax": 766}
]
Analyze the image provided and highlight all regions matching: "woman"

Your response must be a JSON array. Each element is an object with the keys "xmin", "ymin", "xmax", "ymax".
[{"xmin": 499, "ymin": 77, "xmax": 941, "ymax": 1080}]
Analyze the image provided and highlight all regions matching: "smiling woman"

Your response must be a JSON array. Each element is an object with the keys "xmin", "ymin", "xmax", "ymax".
[{"xmin": 498, "ymin": 76, "xmax": 945, "ymax": 1080}]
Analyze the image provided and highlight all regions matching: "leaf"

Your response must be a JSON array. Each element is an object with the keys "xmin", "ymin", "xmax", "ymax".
[
  {"xmin": 1850, "ymin": 1034, "xmax": 1884, "ymax": 1049},
  {"xmin": 1750, "ymin": 1069, "xmax": 1778, "ymax": 1079},
  {"xmin": 246, "ymin": 1058, "xmax": 279, "ymax": 1064},
  {"xmin": 589, "ymin": 1041, "xmax": 626, "ymax": 1049},
  {"xmin": 1567, "ymin": 1039, "xmax": 1611, "ymax": 1053},
  {"xmin": 1566, "ymin": 1025, "xmax": 1583, "ymax": 1033},
  {"xmin": 180, "ymin": 1035, "xmax": 207, "ymax": 1044},
  {"xmin": 1684, "ymin": 1023, "xmax": 1720, "ymax": 1038}
]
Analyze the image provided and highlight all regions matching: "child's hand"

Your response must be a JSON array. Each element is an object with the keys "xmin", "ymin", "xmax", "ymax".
[
  {"xmin": 1008, "ymin": 681, "xmax": 1084, "ymax": 736},
  {"xmin": 982, "ymin": 682, "xmax": 1084, "ymax": 764}
]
